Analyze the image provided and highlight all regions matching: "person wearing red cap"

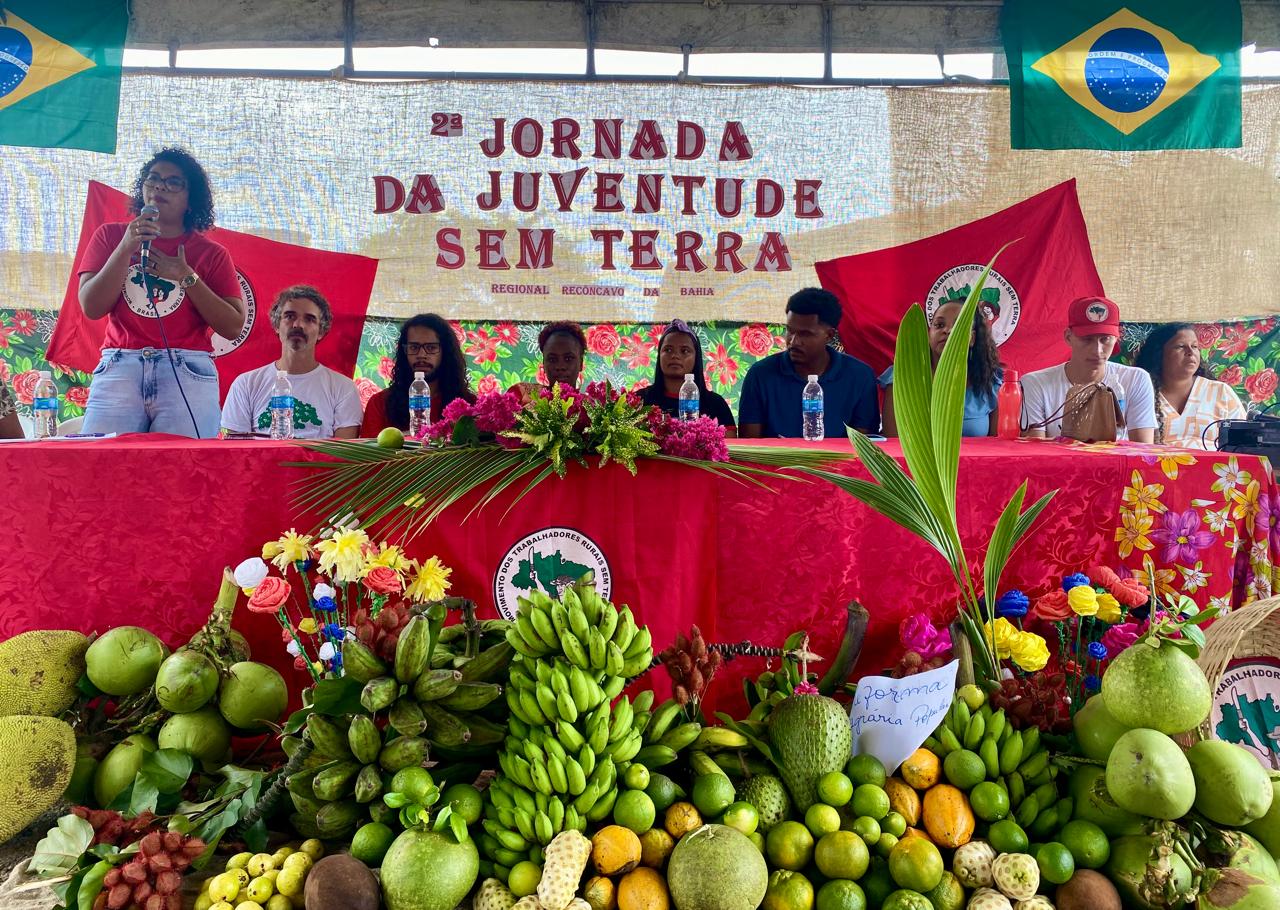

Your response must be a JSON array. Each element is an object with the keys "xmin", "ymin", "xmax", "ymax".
[{"xmin": 1020, "ymin": 296, "xmax": 1156, "ymax": 443}]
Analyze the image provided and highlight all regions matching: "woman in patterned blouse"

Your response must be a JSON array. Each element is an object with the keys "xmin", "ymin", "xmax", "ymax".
[
  {"xmin": 1134, "ymin": 323, "xmax": 1246, "ymax": 450},
  {"xmin": 0, "ymin": 378, "xmax": 22, "ymax": 438}
]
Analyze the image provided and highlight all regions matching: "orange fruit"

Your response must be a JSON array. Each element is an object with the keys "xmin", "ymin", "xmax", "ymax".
[
  {"xmin": 766, "ymin": 821, "xmax": 815, "ymax": 872},
  {"xmin": 618, "ymin": 867, "xmax": 670, "ymax": 910},
  {"xmin": 592, "ymin": 825, "xmax": 643, "ymax": 876},
  {"xmin": 883, "ymin": 779, "xmax": 921, "ymax": 827},
  {"xmin": 763, "ymin": 870, "xmax": 815, "ymax": 910},
  {"xmin": 639, "ymin": 828, "xmax": 675, "ymax": 869},
  {"xmin": 663, "ymin": 802, "xmax": 703, "ymax": 840},
  {"xmin": 887, "ymin": 836, "xmax": 944, "ymax": 893},
  {"xmin": 584, "ymin": 876, "xmax": 618, "ymax": 910},
  {"xmin": 900, "ymin": 750, "xmax": 940, "ymax": 790}
]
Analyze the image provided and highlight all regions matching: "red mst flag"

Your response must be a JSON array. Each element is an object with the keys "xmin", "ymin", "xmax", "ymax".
[
  {"xmin": 815, "ymin": 180, "xmax": 1105, "ymax": 377},
  {"xmin": 47, "ymin": 181, "xmax": 378, "ymax": 400}
]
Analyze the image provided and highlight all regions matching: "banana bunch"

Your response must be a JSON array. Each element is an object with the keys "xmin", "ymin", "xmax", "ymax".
[
  {"xmin": 285, "ymin": 614, "xmax": 513, "ymax": 839},
  {"xmin": 481, "ymin": 580, "xmax": 654, "ymax": 884},
  {"xmin": 928, "ymin": 697, "xmax": 1066, "ymax": 839}
]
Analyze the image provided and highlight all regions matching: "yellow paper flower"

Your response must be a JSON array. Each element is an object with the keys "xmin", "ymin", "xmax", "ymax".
[
  {"xmin": 405, "ymin": 556, "xmax": 453, "ymax": 603},
  {"xmin": 297, "ymin": 618, "xmax": 319, "ymax": 635},
  {"xmin": 983, "ymin": 618, "xmax": 1019, "ymax": 660},
  {"xmin": 1068, "ymin": 585, "xmax": 1098, "ymax": 616},
  {"xmin": 1095, "ymin": 593, "xmax": 1122, "ymax": 623},
  {"xmin": 365, "ymin": 543, "xmax": 411, "ymax": 574},
  {"xmin": 316, "ymin": 528, "xmax": 371, "ymax": 583},
  {"xmin": 1010, "ymin": 633, "xmax": 1050, "ymax": 672},
  {"xmin": 262, "ymin": 529, "xmax": 315, "ymax": 571}
]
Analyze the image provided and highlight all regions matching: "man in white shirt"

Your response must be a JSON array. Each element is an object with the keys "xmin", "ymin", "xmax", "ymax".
[
  {"xmin": 1021, "ymin": 296, "xmax": 1156, "ymax": 443},
  {"xmin": 221, "ymin": 285, "xmax": 362, "ymax": 439}
]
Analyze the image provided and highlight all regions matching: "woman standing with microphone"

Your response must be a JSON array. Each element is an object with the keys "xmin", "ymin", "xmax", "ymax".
[{"xmin": 77, "ymin": 147, "xmax": 244, "ymax": 437}]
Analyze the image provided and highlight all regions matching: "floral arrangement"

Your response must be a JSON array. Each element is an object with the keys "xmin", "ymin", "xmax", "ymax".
[
  {"xmin": 426, "ymin": 390, "xmax": 523, "ymax": 445},
  {"xmin": 234, "ymin": 527, "xmax": 453, "ymax": 681}
]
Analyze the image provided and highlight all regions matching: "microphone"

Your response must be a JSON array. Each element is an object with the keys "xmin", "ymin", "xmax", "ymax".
[{"xmin": 138, "ymin": 204, "xmax": 159, "ymax": 267}]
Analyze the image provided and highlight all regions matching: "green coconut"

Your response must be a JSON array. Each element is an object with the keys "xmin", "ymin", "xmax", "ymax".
[
  {"xmin": 1101, "ymin": 640, "xmax": 1210, "ymax": 734},
  {"xmin": 85, "ymin": 626, "xmax": 165, "ymax": 696},
  {"xmin": 218, "ymin": 661, "xmax": 287, "ymax": 731},
  {"xmin": 153, "ymin": 649, "xmax": 219, "ymax": 713}
]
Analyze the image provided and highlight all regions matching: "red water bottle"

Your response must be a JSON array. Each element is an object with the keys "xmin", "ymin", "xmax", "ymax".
[{"xmin": 997, "ymin": 369, "xmax": 1022, "ymax": 440}]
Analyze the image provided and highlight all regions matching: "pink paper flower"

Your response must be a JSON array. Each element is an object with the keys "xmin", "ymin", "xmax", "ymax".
[
  {"xmin": 899, "ymin": 614, "xmax": 952, "ymax": 660},
  {"xmin": 1102, "ymin": 621, "xmax": 1142, "ymax": 655}
]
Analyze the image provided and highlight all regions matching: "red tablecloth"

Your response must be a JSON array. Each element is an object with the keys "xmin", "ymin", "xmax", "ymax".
[{"xmin": 1, "ymin": 436, "xmax": 1275, "ymax": 710}]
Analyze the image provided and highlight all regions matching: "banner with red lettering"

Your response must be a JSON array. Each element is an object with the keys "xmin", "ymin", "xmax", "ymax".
[
  {"xmin": 46, "ymin": 181, "xmax": 378, "ymax": 398},
  {"xmin": 815, "ymin": 180, "xmax": 1106, "ymax": 376}
]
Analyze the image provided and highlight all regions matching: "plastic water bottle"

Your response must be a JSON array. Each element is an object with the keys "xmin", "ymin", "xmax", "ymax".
[
  {"xmin": 269, "ymin": 369, "xmax": 294, "ymax": 440},
  {"xmin": 802, "ymin": 374, "xmax": 824, "ymax": 441},
  {"xmin": 33, "ymin": 371, "xmax": 58, "ymax": 439},
  {"xmin": 409, "ymin": 371, "xmax": 431, "ymax": 438},
  {"xmin": 997, "ymin": 369, "xmax": 1023, "ymax": 440},
  {"xmin": 678, "ymin": 374, "xmax": 699, "ymax": 421}
]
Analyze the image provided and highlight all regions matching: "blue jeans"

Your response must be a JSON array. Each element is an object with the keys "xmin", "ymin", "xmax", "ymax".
[{"xmin": 82, "ymin": 348, "xmax": 222, "ymax": 438}]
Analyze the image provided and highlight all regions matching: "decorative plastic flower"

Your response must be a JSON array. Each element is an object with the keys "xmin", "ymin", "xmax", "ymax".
[
  {"xmin": 363, "ymin": 565, "xmax": 403, "ymax": 595},
  {"xmin": 405, "ymin": 556, "xmax": 452, "ymax": 603},
  {"xmin": 1111, "ymin": 577, "xmax": 1150, "ymax": 608},
  {"xmin": 316, "ymin": 528, "xmax": 371, "ymax": 582},
  {"xmin": 995, "ymin": 590, "xmax": 1029, "ymax": 619},
  {"xmin": 1009, "ymin": 633, "xmax": 1050, "ymax": 672},
  {"xmin": 286, "ymin": 640, "xmax": 301, "ymax": 657},
  {"xmin": 312, "ymin": 582, "xmax": 336, "ymax": 601},
  {"xmin": 899, "ymin": 614, "xmax": 952, "ymax": 660},
  {"xmin": 365, "ymin": 543, "xmax": 410, "ymax": 573},
  {"xmin": 1086, "ymin": 641, "xmax": 1108, "ymax": 661},
  {"xmin": 1095, "ymin": 593, "xmax": 1122, "ymax": 623},
  {"xmin": 1084, "ymin": 674, "xmax": 1101, "ymax": 691},
  {"xmin": 314, "ymin": 596, "xmax": 337, "ymax": 612},
  {"xmin": 322, "ymin": 623, "xmax": 346, "ymax": 641},
  {"xmin": 1062, "ymin": 573, "xmax": 1091, "ymax": 592},
  {"xmin": 297, "ymin": 618, "xmax": 318, "ymax": 635},
  {"xmin": 234, "ymin": 557, "xmax": 269, "ymax": 591},
  {"xmin": 317, "ymin": 642, "xmax": 336, "ymax": 661},
  {"xmin": 1068, "ymin": 585, "xmax": 1099, "ymax": 617},
  {"xmin": 1102, "ymin": 621, "xmax": 1142, "ymax": 655},
  {"xmin": 983, "ymin": 617, "xmax": 1020, "ymax": 659},
  {"xmin": 247, "ymin": 576, "xmax": 291, "ymax": 613},
  {"xmin": 262, "ymin": 529, "xmax": 314, "ymax": 571},
  {"xmin": 1032, "ymin": 590, "xmax": 1072, "ymax": 622}
]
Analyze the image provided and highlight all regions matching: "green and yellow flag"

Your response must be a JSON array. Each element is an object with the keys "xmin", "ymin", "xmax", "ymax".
[
  {"xmin": 1003, "ymin": 1, "xmax": 1241, "ymax": 150},
  {"xmin": 0, "ymin": 0, "xmax": 128, "ymax": 153}
]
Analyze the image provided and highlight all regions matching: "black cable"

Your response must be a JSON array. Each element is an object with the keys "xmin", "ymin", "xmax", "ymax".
[
  {"xmin": 141, "ymin": 262, "xmax": 201, "ymax": 438},
  {"xmin": 1206, "ymin": 418, "xmax": 1228, "ymax": 451}
]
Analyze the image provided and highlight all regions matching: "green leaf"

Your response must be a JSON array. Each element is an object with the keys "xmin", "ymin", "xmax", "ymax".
[
  {"xmin": 285, "ymin": 676, "xmax": 364, "ymax": 731},
  {"xmin": 449, "ymin": 809, "xmax": 470, "ymax": 843},
  {"xmin": 142, "ymin": 749, "xmax": 194, "ymax": 794},
  {"xmin": 891, "ymin": 304, "xmax": 946, "ymax": 520},
  {"xmin": 76, "ymin": 860, "xmax": 112, "ymax": 910},
  {"xmin": 1183, "ymin": 624, "xmax": 1206, "ymax": 648},
  {"xmin": 127, "ymin": 773, "xmax": 160, "ymax": 815},
  {"xmin": 452, "ymin": 415, "xmax": 481, "ymax": 447},
  {"xmin": 31, "ymin": 814, "xmax": 94, "ymax": 876}
]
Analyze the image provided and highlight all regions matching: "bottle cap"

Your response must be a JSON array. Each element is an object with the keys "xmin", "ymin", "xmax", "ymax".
[
  {"xmin": 684, "ymin": 374, "xmax": 694, "ymax": 382},
  {"xmin": 276, "ymin": 369, "xmax": 287, "ymax": 378},
  {"xmin": 39, "ymin": 370, "xmax": 51, "ymax": 379},
  {"xmin": 1003, "ymin": 368, "xmax": 1019, "ymax": 383},
  {"xmin": 415, "ymin": 371, "xmax": 425, "ymax": 380},
  {"xmin": 808, "ymin": 374, "xmax": 818, "ymax": 382}
]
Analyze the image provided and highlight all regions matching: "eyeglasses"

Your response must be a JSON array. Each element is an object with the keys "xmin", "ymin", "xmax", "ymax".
[
  {"xmin": 143, "ymin": 174, "xmax": 188, "ymax": 192},
  {"xmin": 403, "ymin": 342, "xmax": 442, "ymax": 356}
]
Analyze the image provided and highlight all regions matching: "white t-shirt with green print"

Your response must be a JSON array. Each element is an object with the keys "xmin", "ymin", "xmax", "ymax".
[{"xmin": 221, "ymin": 363, "xmax": 363, "ymax": 438}]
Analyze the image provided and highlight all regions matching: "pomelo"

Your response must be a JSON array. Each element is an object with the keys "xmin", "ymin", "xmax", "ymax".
[
  {"xmin": 1101, "ymin": 640, "xmax": 1209, "ymax": 734},
  {"xmin": 668, "ymin": 824, "xmax": 768, "ymax": 910},
  {"xmin": 157, "ymin": 705, "xmax": 231, "ymax": 764},
  {"xmin": 218, "ymin": 661, "xmax": 287, "ymax": 731},
  {"xmin": 1073, "ymin": 695, "xmax": 1131, "ymax": 762},
  {"xmin": 380, "ymin": 828, "xmax": 479, "ymax": 910},
  {"xmin": 154, "ymin": 649, "xmax": 220, "ymax": 713},
  {"xmin": 1105, "ymin": 729, "xmax": 1195, "ymax": 820},
  {"xmin": 85, "ymin": 626, "xmax": 165, "ymax": 695},
  {"xmin": 1187, "ymin": 740, "xmax": 1273, "ymax": 827},
  {"xmin": 93, "ymin": 733, "xmax": 156, "ymax": 807}
]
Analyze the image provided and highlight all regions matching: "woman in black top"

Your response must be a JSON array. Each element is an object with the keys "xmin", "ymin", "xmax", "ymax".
[{"xmin": 639, "ymin": 319, "xmax": 736, "ymax": 435}]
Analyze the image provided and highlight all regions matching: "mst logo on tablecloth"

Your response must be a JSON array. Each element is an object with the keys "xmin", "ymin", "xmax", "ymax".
[
  {"xmin": 493, "ymin": 527, "xmax": 612, "ymax": 621},
  {"xmin": 1212, "ymin": 656, "xmax": 1280, "ymax": 770}
]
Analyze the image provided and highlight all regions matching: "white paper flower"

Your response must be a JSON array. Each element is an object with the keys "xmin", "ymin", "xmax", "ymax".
[
  {"xmin": 234, "ymin": 557, "xmax": 269, "ymax": 589},
  {"xmin": 286, "ymin": 640, "xmax": 301, "ymax": 657},
  {"xmin": 312, "ymin": 582, "xmax": 336, "ymax": 601},
  {"xmin": 318, "ymin": 642, "xmax": 336, "ymax": 661}
]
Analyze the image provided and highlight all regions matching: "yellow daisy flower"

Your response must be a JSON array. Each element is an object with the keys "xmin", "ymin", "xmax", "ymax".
[
  {"xmin": 316, "ymin": 528, "xmax": 371, "ymax": 583},
  {"xmin": 262, "ymin": 529, "xmax": 315, "ymax": 571},
  {"xmin": 365, "ymin": 543, "xmax": 411, "ymax": 574},
  {"xmin": 405, "ymin": 556, "xmax": 453, "ymax": 603}
]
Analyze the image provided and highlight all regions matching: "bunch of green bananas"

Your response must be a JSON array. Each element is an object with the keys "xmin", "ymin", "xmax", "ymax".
[
  {"xmin": 283, "ymin": 613, "xmax": 512, "ymax": 840},
  {"xmin": 630, "ymin": 698, "xmax": 751, "ymax": 775},
  {"xmin": 927, "ymin": 696, "xmax": 1067, "ymax": 839},
  {"xmin": 482, "ymin": 580, "xmax": 654, "ymax": 883}
]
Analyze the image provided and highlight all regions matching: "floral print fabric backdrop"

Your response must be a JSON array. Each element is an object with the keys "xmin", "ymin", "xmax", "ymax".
[{"xmin": 1, "ymin": 309, "xmax": 1276, "ymax": 426}]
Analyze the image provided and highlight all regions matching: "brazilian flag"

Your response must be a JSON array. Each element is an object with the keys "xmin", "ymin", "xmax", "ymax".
[
  {"xmin": 1003, "ymin": 0, "xmax": 1241, "ymax": 150},
  {"xmin": 0, "ymin": 0, "xmax": 128, "ymax": 153}
]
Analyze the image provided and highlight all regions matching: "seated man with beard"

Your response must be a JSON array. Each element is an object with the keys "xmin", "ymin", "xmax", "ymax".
[{"xmin": 361, "ymin": 313, "xmax": 475, "ymax": 435}]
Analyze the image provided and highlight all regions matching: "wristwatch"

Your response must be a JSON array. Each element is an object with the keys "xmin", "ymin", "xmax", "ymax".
[{"xmin": 179, "ymin": 271, "xmax": 199, "ymax": 289}]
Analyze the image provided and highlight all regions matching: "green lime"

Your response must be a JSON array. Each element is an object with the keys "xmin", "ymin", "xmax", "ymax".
[
  {"xmin": 861, "ymin": 859, "xmax": 895, "ymax": 909},
  {"xmin": 850, "ymin": 816, "xmax": 880, "ymax": 846},
  {"xmin": 764, "ymin": 869, "xmax": 815, "ymax": 910},
  {"xmin": 442, "ymin": 783, "xmax": 483, "ymax": 824},
  {"xmin": 987, "ymin": 819, "xmax": 1029, "ymax": 855},
  {"xmin": 969, "ymin": 781, "xmax": 1010, "ymax": 822},
  {"xmin": 881, "ymin": 890, "xmax": 932, "ymax": 910},
  {"xmin": 806, "ymin": 804, "xmax": 842, "ymax": 839},
  {"xmin": 851, "ymin": 784, "xmax": 890, "ymax": 821},
  {"xmin": 376, "ymin": 426, "xmax": 405, "ymax": 448},
  {"xmin": 748, "ymin": 831, "xmax": 766, "ymax": 853},
  {"xmin": 390, "ymin": 767, "xmax": 435, "ymax": 805},
  {"xmin": 942, "ymin": 750, "xmax": 986, "ymax": 790},
  {"xmin": 508, "ymin": 861, "xmax": 542, "ymax": 898},
  {"xmin": 624, "ymin": 763, "xmax": 651, "ymax": 791},
  {"xmin": 1037, "ymin": 842, "xmax": 1076, "ymax": 885},
  {"xmin": 816, "ymin": 880, "xmax": 866, "ymax": 910},
  {"xmin": 645, "ymin": 773, "xmax": 683, "ymax": 813},
  {"xmin": 1058, "ymin": 819, "xmax": 1110, "ymax": 869},
  {"xmin": 925, "ymin": 872, "xmax": 965, "ymax": 910},
  {"xmin": 722, "ymin": 801, "xmax": 760, "ymax": 836},
  {"xmin": 881, "ymin": 811, "xmax": 907, "ymax": 838},
  {"xmin": 874, "ymin": 832, "xmax": 898, "ymax": 858},
  {"xmin": 887, "ymin": 837, "xmax": 943, "ymax": 893},
  {"xmin": 614, "ymin": 789, "xmax": 657, "ymax": 833},
  {"xmin": 957, "ymin": 685, "xmax": 986, "ymax": 711},
  {"xmin": 692, "ymin": 773, "xmax": 736, "ymax": 818},
  {"xmin": 846, "ymin": 754, "xmax": 888, "ymax": 788},
  {"xmin": 349, "ymin": 822, "xmax": 395, "ymax": 866},
  {"xmin": 814, "ymin": 831, "xmax": 870, "ymax": 881},
  {"xmin": 817, "ymin": 772, "xmax": 854, "ymax": 808},
  {"xmin": 766, "ymin": 820, "xmax": 816, "ymax": 872}
]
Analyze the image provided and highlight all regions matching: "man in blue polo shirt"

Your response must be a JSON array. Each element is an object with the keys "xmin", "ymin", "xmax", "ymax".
[{"xmin": 738, "ymin": 288, "xmax": 879, "ymax": 438}]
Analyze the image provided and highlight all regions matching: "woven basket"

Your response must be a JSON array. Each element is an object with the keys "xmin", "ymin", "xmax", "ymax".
[{"xmin": 1186, "ymin": 594, "xmax": 1280, "ymax": 744}]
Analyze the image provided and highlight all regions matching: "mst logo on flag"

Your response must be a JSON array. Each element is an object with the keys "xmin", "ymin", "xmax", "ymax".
[
  {"xmin": 0, "ymin": 0, "xmax": 127, "ymax": 153},
  {"xmin": 1003, "ymin": 1, "xmax": 1241, "ymax": 150}
]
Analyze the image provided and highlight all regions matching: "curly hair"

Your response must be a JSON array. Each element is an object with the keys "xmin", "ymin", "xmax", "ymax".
[
  {"xmin": 538, "ymin": 321, "xmax": 586, "ymax": 353},
  {"xmin": 385, "ymin": 314, "xmax": 471, "ymax": 430},
  {"xmin": 129, "ymin": 147, "xmax": 216, "ymax": 232},
  {"xmin": 1133, "ymin": 323, "xmax": 1207, "ymax": 444},
  {"xmin": 269, "ymin": 285, "xmax": 333, "ymax": 336}
]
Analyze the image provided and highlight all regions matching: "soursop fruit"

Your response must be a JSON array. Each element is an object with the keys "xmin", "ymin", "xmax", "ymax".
[
  {"xmin": 739, "ymin": 774, "xmax": 791, "ymax": 833},
  {"xmin": 0, "ymin": 630, "xmax": 89, "ymax": 717},
  {"xmin": 767, "ymin": 692, "xmax": 853, "ymax": 811},
  {"xmin": 0, "ymin": 715, "xmax": 77, "ymax": 844}
]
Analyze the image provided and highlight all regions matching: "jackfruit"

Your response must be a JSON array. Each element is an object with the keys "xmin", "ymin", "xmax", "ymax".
[
  {"xmin": 0, "ymin": 715, "xmax": 77, "ymax": 844},
  {"xmin": 0, "ymin": 630, "xmax": 89, "ymax": 717}
]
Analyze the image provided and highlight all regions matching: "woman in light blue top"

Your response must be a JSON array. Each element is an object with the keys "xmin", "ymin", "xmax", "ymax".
[{"xmin": 880, "ymin": 299, "xmax": 1003, "ymax": 437}]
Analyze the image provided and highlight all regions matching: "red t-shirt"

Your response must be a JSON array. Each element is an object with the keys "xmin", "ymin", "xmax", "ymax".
[
  {"xmin": 360, "ymin": 387, "xmax": 476, "ymax": 437},
  {"xmin": 79, "ymin": 222, "xmax": 241, "ymax": 352}
]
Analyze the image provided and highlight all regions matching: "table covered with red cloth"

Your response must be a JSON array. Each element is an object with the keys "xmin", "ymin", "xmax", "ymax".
[{"xmin": 0, "ymin": 436, "xmax": 1275, "ymax": 709}]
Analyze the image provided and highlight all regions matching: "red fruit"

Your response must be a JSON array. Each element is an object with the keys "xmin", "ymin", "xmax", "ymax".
[
  {"xmin": 147, "ymin": 851, "xmax": 173, "ymax": 871},
  {"xmin": 139, "ymin": 831, "xmax": 164, "ymax": 856},
  {"xmin": 378, "ymin": 609, "xmax": 401, "ymax": 630},
  {"xmin": 182, "ymin": 838, "xmax": 206, "ymax": 858},
  {"xmin": 107, "ymin": 883, "xmax": 132, "ymax": 909},
  {"xmin": 133, "ymin": 880, "xmax": 153, "ymax": 902},
  {"xmin": 121, "ymin": 859, "xmax": 148, "ymax": 884},
  {"xmin": 162, "ymin": 831, "xmax": 183, "ymax": 853},
  {"xmin": 154, "ymin": 870, "xmax": 182, "ymax": 895},
  {"xmin": 93, "ymin": 893, "xmax": 108, "ymax": 910},
  {"xmin": 103, "ymin": 867, "xmax": 123, "ymax": 888},
  {"xmin": 145, "ymin": 894, "xmax": 169, "ymax": 910}
]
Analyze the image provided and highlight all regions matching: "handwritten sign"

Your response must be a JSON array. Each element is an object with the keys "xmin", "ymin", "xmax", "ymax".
[{"xmin": 847, "ymin": 660, "xmax": 958, "ymax": 775}]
